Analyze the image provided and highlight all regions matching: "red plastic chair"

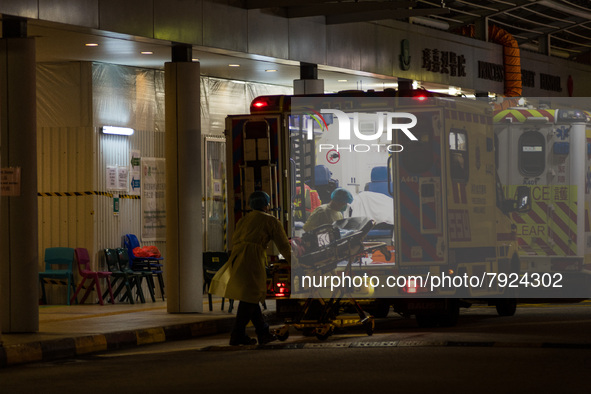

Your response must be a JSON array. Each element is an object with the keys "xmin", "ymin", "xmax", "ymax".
[{"xmin": 71, "ymin": 248, "xmax": 115, "ymax": 305}]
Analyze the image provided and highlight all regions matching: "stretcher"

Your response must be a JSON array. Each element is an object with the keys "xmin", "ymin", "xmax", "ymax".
[{"xmin": 275, "ymin": 217, "xmax": 391, "ymax": 341}]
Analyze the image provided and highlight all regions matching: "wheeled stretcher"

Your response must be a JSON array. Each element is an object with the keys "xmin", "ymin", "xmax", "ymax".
[{"xmin": 275, "ymin": 217, "xmax": 391, "ymax": 341}]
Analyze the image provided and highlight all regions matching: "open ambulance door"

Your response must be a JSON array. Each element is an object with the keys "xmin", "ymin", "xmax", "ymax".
[
  {"xmin": 225, "ymin": 115, "xmax": 285, "ymax": 243},
  {"xmin": 393, "ymin": 108, "xmax": 448, "ymax": 270}
]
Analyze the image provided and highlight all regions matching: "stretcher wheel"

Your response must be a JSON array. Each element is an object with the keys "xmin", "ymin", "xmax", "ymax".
[
  {"xmin": 364, "ymin": 320, "xmax": 374, "ymax": 336},
  {"xmin": 274, "ymin": 326, "xmax": 290, "ymax": 341},
  {"xmin": 277, "ymin": 331, "xmax": 290, "ymax": 341},
  {"xmin": 315, "ymin": 326, "xmax": 334, "ymax": 341}
]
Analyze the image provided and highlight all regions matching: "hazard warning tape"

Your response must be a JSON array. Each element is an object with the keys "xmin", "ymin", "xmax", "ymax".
[{"xmin": 38, "ymin": 191, "xmax": 141, "ymax": 199}]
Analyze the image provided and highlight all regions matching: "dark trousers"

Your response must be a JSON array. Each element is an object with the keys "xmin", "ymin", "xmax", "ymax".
[{"xmin": 231, "ymin": 301, "xmax": 269, "ymax": 340}]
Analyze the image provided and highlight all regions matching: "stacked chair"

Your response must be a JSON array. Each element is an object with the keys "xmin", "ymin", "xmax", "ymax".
[
  {"xmin": 103, "ymin": 248, "xmax": 146, "ymax": 304},
  {"xmin": 71, "ymin": 247, "xmax": 115, "ymax": 305},
  {"xmin": 124, "ymin": 234, "xmax": 165, "ymax": 301}
]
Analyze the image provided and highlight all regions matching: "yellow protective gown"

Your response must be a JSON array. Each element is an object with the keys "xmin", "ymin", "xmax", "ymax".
[{"xmin": 209, "ymin": 210, "xmax": 291, "ymax": 304}]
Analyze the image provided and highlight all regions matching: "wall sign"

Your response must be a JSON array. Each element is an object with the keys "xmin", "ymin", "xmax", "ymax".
[
  {"xmin": 1, "ymin": 167, "xmax": 21, "ymax": 196},
  {"xmin": 421, "ymin": 48, "xmax": 466, "ymax": 77}
]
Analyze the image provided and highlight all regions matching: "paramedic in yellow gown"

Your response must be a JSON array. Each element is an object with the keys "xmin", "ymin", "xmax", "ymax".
[{"xmin": 209, "ymin": 191, "xmax": 291, "ymax": 346}]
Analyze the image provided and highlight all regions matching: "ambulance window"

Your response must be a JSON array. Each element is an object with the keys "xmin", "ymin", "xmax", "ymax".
[
  {"xmin": 449, "ymin": 129, "xmax": 468, "ymax": 182},
  {"xmin": 519, "ymin": 131, "xmax": 545, "ymax": 176}
]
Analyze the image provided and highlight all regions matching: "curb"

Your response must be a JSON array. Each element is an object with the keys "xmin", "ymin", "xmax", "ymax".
[{"xmin": 0, "ymin": 314, "xmax": 244, "ymax": 368}]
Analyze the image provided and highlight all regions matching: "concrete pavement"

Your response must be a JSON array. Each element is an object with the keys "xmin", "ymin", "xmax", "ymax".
[{"xmin": 0, "ymin": 297, "xmax": 274, "ymax": 368}]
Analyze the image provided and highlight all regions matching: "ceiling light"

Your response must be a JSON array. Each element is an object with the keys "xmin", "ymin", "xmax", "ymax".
[
  {"xmin": 265, "ymin": 69, "xmax": 277, "ymax": 72},
  {"xmin": 229, "ymin": 64, "xmax": 241, "ymax": 67},
  {"xmin": 101, "ymin": 126, "xmax": 134, "ymax": 136},
  {"xmin": 85, "ymin": 43, "xmax": 99, "ymax": 47},
  {"xmin": 538, "ymin": 0, "xmax": 591, "ymax": 20},
  {"xmin": 141, "ymin": 51, "xmax": 153, "ymax": 55},
  {"xmin": 192, "ymin": 58, "xmax": 199, "ymax": 62},
  {"xmin": 409, "ymin": 17, "xmax": 449, "ymax": 30},
  {"xmin": 338, "ymin": 79, "xmax": 348, "ymax": 82}
]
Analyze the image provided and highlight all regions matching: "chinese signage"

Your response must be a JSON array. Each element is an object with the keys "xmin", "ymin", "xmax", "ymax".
[{"xmin": 421, "ymin": 48, "xmax": 467, "ymax": 77}]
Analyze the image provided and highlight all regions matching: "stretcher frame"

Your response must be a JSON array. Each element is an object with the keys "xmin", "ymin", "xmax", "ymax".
[{"xmin": 275, "ymin": 219, "xmax": 391, "ymax": 341}]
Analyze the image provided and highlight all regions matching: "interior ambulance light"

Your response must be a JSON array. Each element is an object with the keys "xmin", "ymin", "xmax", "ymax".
[{"xmin": 101, "ymin": 126, "xmax": 134, "ymax": 136}]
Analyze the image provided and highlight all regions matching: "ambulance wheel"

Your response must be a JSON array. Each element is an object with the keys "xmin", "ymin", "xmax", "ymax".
[
  {"xmin": 495, "ymin": 298, "xmax": 517, "ymax": 316},
  {"xmin": 438, "ymin": 300, "xmax": 460, "ymax": 327},
  {"xmin": 367, "ymin": 300, "xmax": 391, "ymax": 318},
  {"xmin": 416, "ymin": 314, "xmax": 438, "ymax": 328}
]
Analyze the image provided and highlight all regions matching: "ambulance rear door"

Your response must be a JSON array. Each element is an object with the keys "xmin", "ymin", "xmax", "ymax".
[{"xmin": 393, "ymin": 107, "xmax": 448, "ymax": 268}]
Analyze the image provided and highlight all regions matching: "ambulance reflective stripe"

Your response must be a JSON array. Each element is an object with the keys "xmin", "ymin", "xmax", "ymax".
[
  {"xmin": 493, "ymin": 109, "xmax": 556, "ymax": 123},
  {"xmin": 399, "ymin": 181, "xmax": 440, "ymax": 261},
  {"xmin": 538, "ymin": 201, "xmax": 577, "ymax": 256},
  {"xmin": 512, "ymin": 187, "xmax": 578, "ymax": 257},
  {"xmin": 397, "ymin": 131, "xmax": 443, "ymax": 263}
]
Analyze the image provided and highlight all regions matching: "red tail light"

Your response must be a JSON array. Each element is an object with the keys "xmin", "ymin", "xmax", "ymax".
[{"xmin": 273, "ymin": 282, "xmax": 289, "ymax": 297}]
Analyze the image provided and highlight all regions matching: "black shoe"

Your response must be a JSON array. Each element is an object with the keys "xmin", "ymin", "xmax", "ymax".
[
  {"xmin": 257, "ymin": 332, "xmax": 277, "ymax": 345},
  {"xmin": 229, "ymin": 336, "xmax": 257, "ymax": 346}
]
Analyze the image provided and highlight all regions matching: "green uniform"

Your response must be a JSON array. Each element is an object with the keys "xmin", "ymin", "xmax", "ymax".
[{"xmin": 209, "ymin": 210, "xmax": 291, "ymax": 304}]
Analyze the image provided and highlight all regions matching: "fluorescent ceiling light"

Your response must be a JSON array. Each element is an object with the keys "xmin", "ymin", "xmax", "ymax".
[
  {"xmin": 101, "ymin": 126, "xmax": 134, "ymax": 136},
  {"xmin": 538, "ymin": 0, "xmax": 591, "ymax": 20},
  {"xmin": 410, "ymin": 16, "xmax": 449, "ymax": 30},
  {"xmin": 229, "ymin": 64, "xmax": 240, "ymax": 67},
  {"xmin": 141, "ymin": 51, "xmax": 153, "ymax": 55},
  {"xmin": 85, "ymin": 43, "xmax": 99, "ymax": 47}
]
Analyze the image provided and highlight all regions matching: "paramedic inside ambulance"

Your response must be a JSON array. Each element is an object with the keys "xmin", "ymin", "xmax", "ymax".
[{"xmin": 303, "ymin": 188, "xmax": 354, "ymax": 232}]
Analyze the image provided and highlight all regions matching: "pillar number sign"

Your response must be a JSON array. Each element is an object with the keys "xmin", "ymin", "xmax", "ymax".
[{"xmin": 1, "ymin": 167, "xmax": 21, "ymax": 196}]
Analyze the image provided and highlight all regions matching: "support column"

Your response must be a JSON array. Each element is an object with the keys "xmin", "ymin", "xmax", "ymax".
[
  {"xmin": 294, "ymin": 62, "xmax": 324, "ymax": 94},
  {"xmin": 0, "ymin": 17, "xmax": 39, "ymax": 332},
  {"xmin": 165, "ymin": 44, "xmax": 203, "ymax": 313}
]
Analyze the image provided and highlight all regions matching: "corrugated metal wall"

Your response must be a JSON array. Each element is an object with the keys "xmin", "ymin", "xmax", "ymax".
[{"xmin": 36, "ymin": 61, "xmax": 290, "ymax": 303}]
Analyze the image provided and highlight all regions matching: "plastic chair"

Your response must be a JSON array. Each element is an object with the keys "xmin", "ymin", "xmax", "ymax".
[
  {"xmin": 39, "ymin": 247, "xmax": 77, "ymax": 305},
  {"xmin": 124, "ymin": 234, "xmax": 165, "ymax": 301},
  {"xmin": 365, "ymin": 166, "xmax": 391, "ymax": 197},
  {"xmin": 71, "ymin": 248, "xmax": 115, "ymax": 305},
  {"xmin": 314, "ymin": 165, "xmax": 339, "ymax": 204},
  {"xmin": 203, "ymin": 251, "xmax": 234, "ymax": 313},
  {"xmin": 103, "ymin": 248, "xmax": 145, "ymax": 304},
  {"xmin": 117, "ymin": 248, "xmax": 156, "ymax": 302}
]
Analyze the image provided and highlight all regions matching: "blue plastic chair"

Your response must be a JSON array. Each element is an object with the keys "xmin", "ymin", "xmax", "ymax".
[
  {"xmin": 39, "ymin": 247, "xmax": 77, "ymax": 305},
  {"xmin": 124, "ymin": 234, "xmax": 165, "ymax": 301},
  {"xmin": 365, "ymin": 166, "xmax": 392, "ymax": 197}
]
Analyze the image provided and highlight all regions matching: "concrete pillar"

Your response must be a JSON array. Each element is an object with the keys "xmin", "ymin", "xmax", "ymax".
[
  {"xmin": 0, "ymin": 17, "xmax": 39, "ymax": 332},
  {"xmin": 164, "ymin": 45, "xmax": 203, "ymax": 313},
  {"xmin": 294, "ymin": 62, "xmax": 324, "ymax": 94}
]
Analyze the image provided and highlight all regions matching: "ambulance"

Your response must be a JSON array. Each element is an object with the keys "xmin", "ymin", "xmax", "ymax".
[
  {"xmin": 494, "ymin": 102, "xmax": 591, "ymax": 298},
  {"xmin": 224, "ymin": 90, "xmax": 531, "ymax": 327}
]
